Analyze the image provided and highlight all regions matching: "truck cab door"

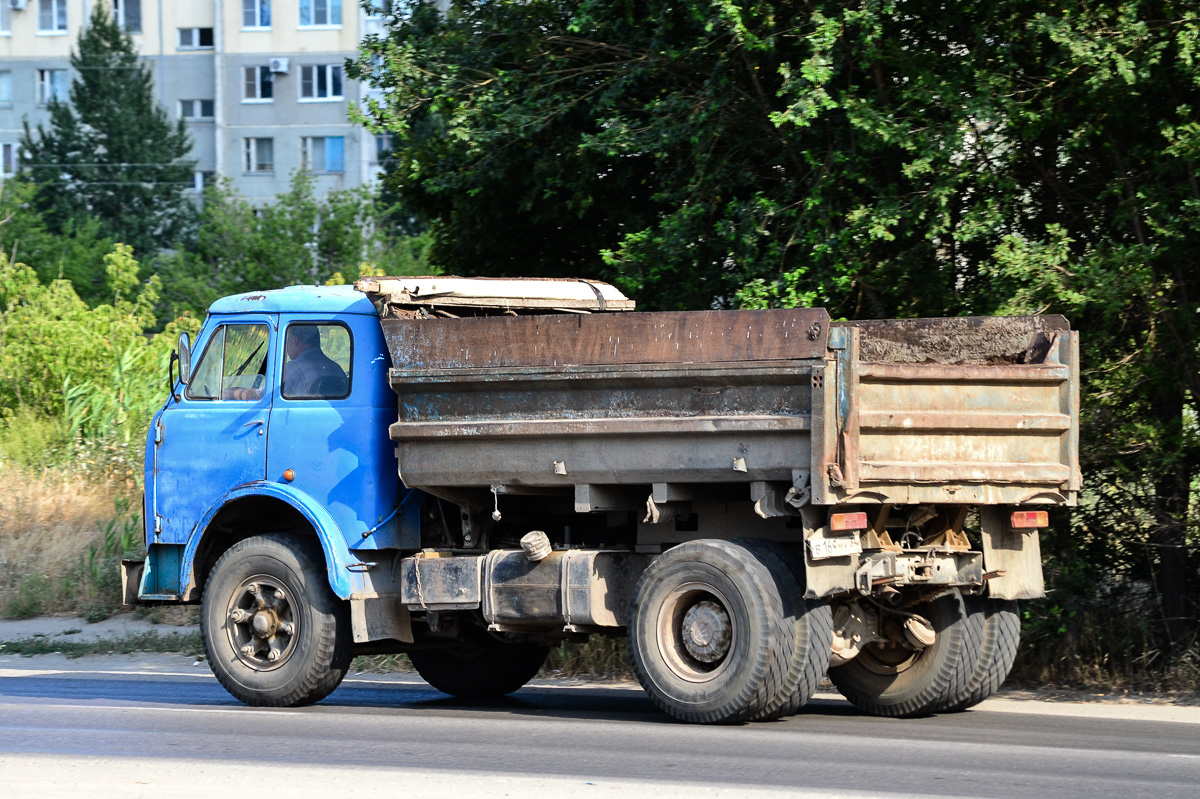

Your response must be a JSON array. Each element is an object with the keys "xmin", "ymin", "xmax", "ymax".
[
  {"xmin": 151, "ymin": 316, "xmax": 276, "ymax": 545},
  {"xmin": 266, "ymin": 317, "xmax": 401, "ymax": 550}
]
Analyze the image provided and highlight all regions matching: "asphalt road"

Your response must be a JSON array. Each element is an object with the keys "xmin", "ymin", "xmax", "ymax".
[{"xmin": 2, "ymin": 655, "xmax": 1199, "ymax": 798}]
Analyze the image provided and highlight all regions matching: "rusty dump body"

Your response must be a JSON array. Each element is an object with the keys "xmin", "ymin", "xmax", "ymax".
[
  {"xmin": 360, "ymin": 276, "xmax": 1078, "ymax": 609},
  {"xmin": 375, "ymin": 304, "xmax": 1079, "ymax": 512}
]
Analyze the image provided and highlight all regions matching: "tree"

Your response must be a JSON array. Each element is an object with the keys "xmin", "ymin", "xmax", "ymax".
[
  {"xmin": 356, "ymin": 2, "xmax": 1199, "ymax": 657},
  {"xmin": 19, "ymin": 5, "xmax": 196, "ymax": 256},
  {"xmin": 155, "ymin": 172, "xmax": 432, "ymax": 317},
  {"xmin": 0, "ymin": 181, "xmax": 116, "ymax": 306}
]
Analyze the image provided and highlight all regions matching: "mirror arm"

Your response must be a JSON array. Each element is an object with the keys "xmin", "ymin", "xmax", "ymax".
[{"xmin": 169, "ymin": 350, "xmax": 181, "ymax": 402}]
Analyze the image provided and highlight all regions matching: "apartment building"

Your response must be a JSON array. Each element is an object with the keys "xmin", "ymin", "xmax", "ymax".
[{"xmin": 0, "ymin": 0, "xmax": 390, "ymax": 199}]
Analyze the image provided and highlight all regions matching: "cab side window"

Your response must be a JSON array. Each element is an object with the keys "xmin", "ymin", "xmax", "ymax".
[
  {"xmin": 185, "ymin": 324, "xmax": 270, "ymax": 401},
  {"xmin": 282, "ymin": 323, "xmax": 352, "ymax": 400}
]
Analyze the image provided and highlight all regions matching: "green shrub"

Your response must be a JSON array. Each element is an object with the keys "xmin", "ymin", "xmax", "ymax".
[{"xmin": 3, "ymin": 574, "xmax": 51, "ymax": 620}]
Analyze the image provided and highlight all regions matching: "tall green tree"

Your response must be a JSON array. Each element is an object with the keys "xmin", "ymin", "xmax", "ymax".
[
  {"xmin": 20, "ymin": 5, "xmax": 196, "ymax": 256},
  {"xmin": 355, "ymin": 2, "xmax": 1199, "ymax": 654},
  {"xmin": 0, "ymin": 181, "xmax": 115, "ymax": 306}
]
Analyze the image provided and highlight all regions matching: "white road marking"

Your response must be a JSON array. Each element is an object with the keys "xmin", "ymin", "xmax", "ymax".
[
  {"xmin": 0, "ymin": 753, "xmax": 928, "ymax": 799},
  {"xmin": 972, "ymin": 696, "xmax": 1200, "ymax": 725}
]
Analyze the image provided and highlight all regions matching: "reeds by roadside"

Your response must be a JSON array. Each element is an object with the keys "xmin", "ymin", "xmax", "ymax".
[{"xmin": 0, "ymin": 464, "xmax": 142, "ymax": 621}]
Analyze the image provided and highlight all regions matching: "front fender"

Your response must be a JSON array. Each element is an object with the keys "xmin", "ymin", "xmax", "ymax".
[{"xmin": 182, "ymin": 481, "xmax": 356, "ymax": 599}]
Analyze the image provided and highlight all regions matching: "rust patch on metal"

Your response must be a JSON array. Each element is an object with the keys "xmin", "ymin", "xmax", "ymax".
[{"xmin": 383, "ymin": 308, "xmax": 830, "ymax": 370}]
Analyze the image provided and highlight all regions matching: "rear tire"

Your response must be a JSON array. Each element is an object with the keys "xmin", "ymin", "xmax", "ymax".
[
  {"xmin": 942, "ymin": 597, "xmax": 1020, "ymax": 711},
  {"xmin": 628, "ymin": 539, "xmax": 790, "ymax": 724},
  {"xmin": 408, "ymin": 627, "xmax": 549, "ymax": 700},
  {"xmin": 741, "ymin": 541, "xmax": 832, "ymax": 720},
  {"xmin": 201, "ymin": 533, "xmax": 352, "ymax": 707},
  {"xmin": 828, "ymin": 589, "xmax": 979, "ymax": 718}
]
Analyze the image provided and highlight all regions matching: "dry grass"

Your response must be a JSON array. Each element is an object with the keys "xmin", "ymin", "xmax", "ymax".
[
  {"xmin": 544, "ymin": 635, "xmax": 635, "ymax": 680},
  {"xmin": 0, "ymin": 465, "xmax": 137, "ymax": 618}
]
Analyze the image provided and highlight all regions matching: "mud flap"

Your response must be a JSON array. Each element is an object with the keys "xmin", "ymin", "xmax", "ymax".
[
  {"xmin": 121, "ymin": 559, "xmax": 145, "ymax": 606},
  {"xmin": 981, "ymin": 506, "xmax": 1046, "ymax": 599}
]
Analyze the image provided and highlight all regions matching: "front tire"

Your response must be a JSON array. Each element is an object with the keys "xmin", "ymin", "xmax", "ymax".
[
  {"xmin": 828, "ymin": 589, "xmax": 980, "ymax": 718},
  {"xmin": 201, "ymin": 533, "xmax": 352, "ymax": 707}
]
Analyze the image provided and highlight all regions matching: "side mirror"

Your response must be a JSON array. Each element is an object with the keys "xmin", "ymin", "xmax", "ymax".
[{"xmin": 178, "ymin": 332, "xmax": 192, "ymax": 385}]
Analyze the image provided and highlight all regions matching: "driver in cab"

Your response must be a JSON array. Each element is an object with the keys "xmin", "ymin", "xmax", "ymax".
[{"xmin": 223, "ymin": 326, "xmax": 346, "ymax": 400}]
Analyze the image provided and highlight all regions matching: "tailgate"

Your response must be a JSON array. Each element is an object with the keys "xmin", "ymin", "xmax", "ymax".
[{"xmin": 814, "ymin": 316, "xmax": 1080, "ymax": 506}]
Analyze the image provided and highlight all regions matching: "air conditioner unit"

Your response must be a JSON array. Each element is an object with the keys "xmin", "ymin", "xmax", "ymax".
[
  {"xmin": 269, "ymin": 58, "xmax": 290, "ymax": 75},
  {"xmin": 9, "ymin": 0, "xmax": 29, "ymax": 12}
]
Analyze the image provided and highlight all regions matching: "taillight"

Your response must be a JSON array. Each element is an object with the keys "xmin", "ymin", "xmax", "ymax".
[
  {"xmin": 831, "ymin": 512, "xmax": 869, "ymax": 531},
  {"xmin": 1011, "ymin": 510, "xmax": 1049, "ymax": 529}
]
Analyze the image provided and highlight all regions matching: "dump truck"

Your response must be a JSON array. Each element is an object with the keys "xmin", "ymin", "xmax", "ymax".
[{"xmin": 126, "ymin": 277, "xmax": 1079, "ymax": 723}]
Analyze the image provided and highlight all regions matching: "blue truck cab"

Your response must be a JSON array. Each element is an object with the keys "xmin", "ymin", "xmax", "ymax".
[
  {"xmin": 128, "ymin": 278, "xmax": 637, "ymax": 710},
  {"xmin": 139, "ymin": 285, "xmax": 404, "ymax": 607}
]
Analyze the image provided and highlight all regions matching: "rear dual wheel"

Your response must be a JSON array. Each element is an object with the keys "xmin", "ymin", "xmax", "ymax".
[
  {"xmin": 941, "ymin": 597, "xmax": 1020, "ymax": 712},
  {"xmin": 741, "ymin": 540, "xmax": 833, "ymax": 721},
  {"xmin": 409, "ymin": 626, "xmax": 549, "ymax": 700},
  {"xmin": 628, "ymin": 539, "xmax": 831, "ymax": 724},
  {"xmin": 828, "ymin": 589, "xmax": 982, "ymax": 718}
]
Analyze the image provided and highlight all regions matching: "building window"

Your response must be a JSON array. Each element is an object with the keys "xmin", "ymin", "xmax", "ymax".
[
  {"xmin": 243, "ymin": 67, "xmax": 274, "ymax": 101},
  {"xmin": 374, "ymin": 133, "xmax": 396, "ymax": 171},
  {"xmin": 244, "ymin": 138, "xmax": 274, "ymax": 173},
  {"xmin": 300, "ymin": 136, "xmax": 345, "ymax": 173},
  {"xmin": 1, "ymin": 4, "xmax": 11, "ymax": 34},
  {"xmin": 37, "ymin": 69, "xmax": 69, "ymax": 105},
  {"xmin": 299, "ymin": 0, "xmax": 342, "ymax": 27},
  {"xmin": 178, "ymin": 27, "xmax": 214, "ymax": 49},
  {"xmin": 38, "ymin": 0, "xmax": 67, "ymax": 33},
  {"xmin": 243, "ymin": 0, "xmax": 271, "ymax": 28},
  {"xmin": 1, "ymin": 143, "xmax": 16, "ymax": 178},
  {"xmin": 0, "ymin": 72, "xmax": 12, "ymax": 108},
  {"xmin": 300, "ymin": 65, "xmax": 343, "ymax": 100},
  {"xmin": 180, "ymin": 99, "xmax": 215, "ymax": 120},
  {"xmin": 365, "ymin": 1, "xmax": 393, "ymax": 19},
  {"xmin": 113, "ymin": 0, "xmax": 141, "ymax": 33}
]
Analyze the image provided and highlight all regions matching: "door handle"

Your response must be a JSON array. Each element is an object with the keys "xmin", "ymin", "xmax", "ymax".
[{"xmin": 243, "ymin": 419, "xmax": 265, "ymax": 436}]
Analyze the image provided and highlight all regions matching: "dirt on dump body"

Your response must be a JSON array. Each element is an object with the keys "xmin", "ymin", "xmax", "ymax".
[{"xmin": 836, "ymin": 314, "xmax": 1070, "ymax": 365}]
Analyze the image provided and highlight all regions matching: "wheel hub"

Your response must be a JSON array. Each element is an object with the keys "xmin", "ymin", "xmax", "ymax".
[
  {"xmin": 226, "ymin": 577, "xmax": 298, "ymax": 671},
  {"xmin": 251, "ymin": 609, "xmax": 278, "ymax": 638},
  {"xmin": 680, "ymin": 600, "xmax": 732, "ymax": 664}
]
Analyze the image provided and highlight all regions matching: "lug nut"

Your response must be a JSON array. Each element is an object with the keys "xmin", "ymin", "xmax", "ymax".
[
  {"xmin": 240, "ymin": 645, "xmax": 255, "ymax": 656},
  {"xmin": 279, "ymin": 622, "xmax": 295, "ymax": 635},
  {"xmin": 267, "ymin": 649, "xmax": 280, "ymax": 662},
  {"xmin": 248, "ymin": 584, "xmax": 259, "ymax": 595},
  {"xmin": 275, "ymin": 589, "xmax": 286, "ymax": 601},
  {"xmin": 230, "ymin": 609, "xmax": 246, "ymax": 622}
]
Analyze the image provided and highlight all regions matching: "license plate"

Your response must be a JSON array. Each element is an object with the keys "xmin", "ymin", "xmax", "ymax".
[{"xmin": 808, "ymin": 536, "xmax": 863, "ymax": 560}]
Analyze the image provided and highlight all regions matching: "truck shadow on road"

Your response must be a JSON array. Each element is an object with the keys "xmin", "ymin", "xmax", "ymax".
[{"xmin": 0, "ymin": 674, "xmax": 864, "ymax": 725}]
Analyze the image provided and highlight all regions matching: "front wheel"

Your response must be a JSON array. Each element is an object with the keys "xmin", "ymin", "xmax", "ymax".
[
  {"xmin": 201, "ymin": 533, "xmax": 352, "ymax": 707},
  {"xmin": 408, "ymin": 626, "xmax": 549, "ymax": 699}
]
